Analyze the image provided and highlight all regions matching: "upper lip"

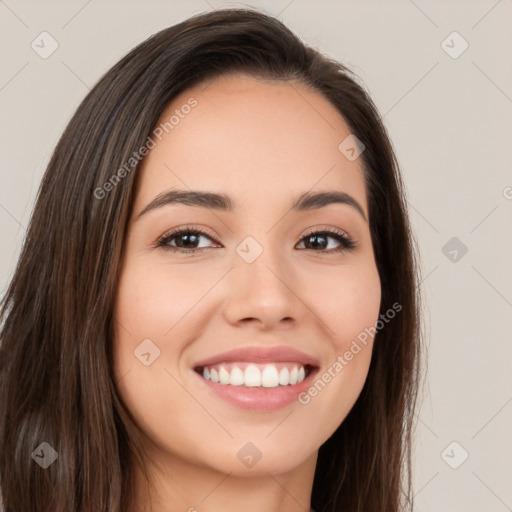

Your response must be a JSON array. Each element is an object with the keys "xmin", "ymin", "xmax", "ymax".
[{"xmin": 193, "ymin": 346, "xmax": 320, "ymax": 369}]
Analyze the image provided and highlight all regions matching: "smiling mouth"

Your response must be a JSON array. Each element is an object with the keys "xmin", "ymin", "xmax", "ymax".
[{"xmin": 194, "ymin": 362, "xmax": 316, "ymax": 388}]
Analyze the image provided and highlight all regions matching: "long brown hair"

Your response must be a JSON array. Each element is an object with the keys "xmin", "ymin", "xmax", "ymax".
[{"xmin": 0, "ymin": 8, "xmax": 422, "ymax": 512}]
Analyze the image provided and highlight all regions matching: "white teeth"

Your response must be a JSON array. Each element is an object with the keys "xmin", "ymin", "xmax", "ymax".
[
  {"xmin": 261, "ymin": 365, "xmax": 279, "ymax": 388},
  {"xmin": 278, "ymin": 367, "xmax": 289, "ymax": 385},
  {"xmin": 200, "ymin": 363, "xmax": 308, "ymax": 387},
  {"xmin": 219, "ymin": 365, "xmax": 230, "ymax": 385},
  {"xmin": 229, "ymin": 366, "xmax": 245, "ymax": 386},
  {"xmin": 244, "ymin": 364, "xmax": 261, "ymax": 387}
]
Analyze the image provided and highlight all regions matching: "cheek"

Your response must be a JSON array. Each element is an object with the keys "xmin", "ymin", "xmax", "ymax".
[
  {"xmin": 111, "ymin": 262, "xmax": 182, "ymax": 397},
  {"xmin": 111, "ymin": 262, "xmax": 206, "ymax": 457},
  {"xmin": 301, "ymin": 262, "xmax": 381, "ymax": 419},
  {"xmin": 113, "ymin": 260, "xmax": 213, "ymax": 341},
  {"xmin": 318, "ymin": 262, "xmax": 382, "ymax": 349}
]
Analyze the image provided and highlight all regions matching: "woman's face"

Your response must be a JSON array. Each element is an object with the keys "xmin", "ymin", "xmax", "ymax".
[{"xmin": 113, "ymin": 73, "xmax": 381, "ymax": 477}]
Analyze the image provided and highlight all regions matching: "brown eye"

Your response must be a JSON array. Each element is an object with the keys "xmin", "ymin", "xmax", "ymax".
[
  {"xmin": 157, "ymin": 228, "xmax": 219, "ymax": 253},
  {"xmin": 297, "ymin": 229, "xmax": 356, "ymax": 253}
]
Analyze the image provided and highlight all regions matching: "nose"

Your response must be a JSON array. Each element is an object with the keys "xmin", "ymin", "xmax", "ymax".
[{"xmin": 222, "ymin": 243, "xmax": 304, "ymax": 330}]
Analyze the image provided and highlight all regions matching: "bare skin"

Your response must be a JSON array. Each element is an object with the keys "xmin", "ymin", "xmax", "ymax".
[{"xmin": 113, "ymin": 73, "xmax": 381, "ymax": 512}]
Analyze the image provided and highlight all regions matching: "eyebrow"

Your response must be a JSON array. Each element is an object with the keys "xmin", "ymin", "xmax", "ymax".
[{"xmin": 136, "ymin": 188, "xmax": 368, "ymax": 222}]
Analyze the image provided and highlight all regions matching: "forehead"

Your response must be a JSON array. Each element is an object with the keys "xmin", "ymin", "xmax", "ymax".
[{"xmin": 135, "ymin": 73, "xmax": 367, "ymax": 214}]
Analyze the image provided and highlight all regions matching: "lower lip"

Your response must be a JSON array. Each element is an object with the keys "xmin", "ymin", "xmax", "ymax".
[{"xmin": 193, "ymin": 368, "xmax": 318, "ymax": 411}]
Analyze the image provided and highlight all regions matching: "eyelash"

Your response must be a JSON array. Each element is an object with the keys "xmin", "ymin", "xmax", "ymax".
[{"xmin": 154, "ymin": 225, "xmax": 357, "ymax": 255}]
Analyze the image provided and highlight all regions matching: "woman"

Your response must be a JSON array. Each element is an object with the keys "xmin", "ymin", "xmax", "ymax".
[{"xmin": 0, "ymin": 8, "xmax": 422, "ymax": 512}]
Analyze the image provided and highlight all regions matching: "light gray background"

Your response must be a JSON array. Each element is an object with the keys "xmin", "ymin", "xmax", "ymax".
[{"xmin": 1, "ymin": 1, "xmax": 511, "ymax": 511}]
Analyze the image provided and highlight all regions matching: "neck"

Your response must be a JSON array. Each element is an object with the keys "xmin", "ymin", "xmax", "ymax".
[{"xmin": 128, "ymin": 447, "xmax": 317, "ymax": 512}]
